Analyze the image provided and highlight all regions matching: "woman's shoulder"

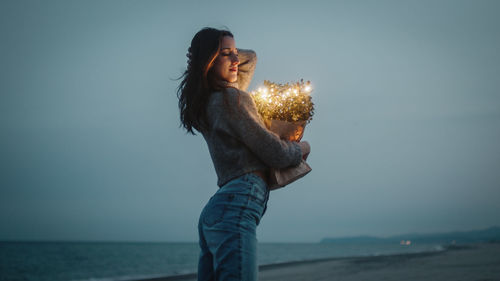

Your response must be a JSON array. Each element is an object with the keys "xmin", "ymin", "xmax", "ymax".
[{"xmin": 210, "ymin": 87, "xmax": 253, "ymax": 107}]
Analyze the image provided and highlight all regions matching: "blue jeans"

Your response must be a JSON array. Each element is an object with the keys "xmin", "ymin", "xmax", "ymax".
[{"xmin": 197, "ymin": 172, "xmax": 270, "ymax": 281}]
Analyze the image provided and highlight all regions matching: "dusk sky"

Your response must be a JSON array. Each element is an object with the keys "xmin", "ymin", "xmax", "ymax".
[{"xmin": 1, "ymin": 0, "xmax": 499, "ymax": 243}]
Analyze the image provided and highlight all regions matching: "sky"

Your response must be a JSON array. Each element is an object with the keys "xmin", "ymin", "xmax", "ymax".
[{"xmin": 1, "ymin": 0, "xmax": 499, "ymax": 243}]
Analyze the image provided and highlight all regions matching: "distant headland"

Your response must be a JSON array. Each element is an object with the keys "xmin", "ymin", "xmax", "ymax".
[{"xmin": 320, "ymin": 226, "xmax": 500, "ymax": 244}]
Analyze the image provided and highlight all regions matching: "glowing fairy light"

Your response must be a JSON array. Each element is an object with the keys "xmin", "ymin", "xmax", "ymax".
[{"xmin": 250, "ymin": 79, "xmax": 315, "ymax": 123}]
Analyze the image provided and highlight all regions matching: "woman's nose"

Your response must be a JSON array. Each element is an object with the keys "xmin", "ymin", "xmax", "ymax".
[{"xmin": 231, "ymin": 54, "xmax": 239, "ymax": 64}]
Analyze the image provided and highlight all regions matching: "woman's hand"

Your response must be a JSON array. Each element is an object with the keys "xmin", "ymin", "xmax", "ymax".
[{"xmin": 298, "ymin": 141, "xmax": 311, "ymax": 161}]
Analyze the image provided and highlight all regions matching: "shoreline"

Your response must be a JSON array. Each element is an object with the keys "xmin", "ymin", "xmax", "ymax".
[{"xmin": 132, "ymin": 244, "xmax": 482, "ymax": 281}]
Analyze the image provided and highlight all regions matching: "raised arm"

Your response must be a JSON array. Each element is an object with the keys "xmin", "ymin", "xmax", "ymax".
[{"xmin": 236, "ymin": 49, "xmax": 257, "ymax": 92}]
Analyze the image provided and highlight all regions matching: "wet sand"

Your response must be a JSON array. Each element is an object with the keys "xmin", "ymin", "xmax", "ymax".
[{"xmin": 135, "ymin": 243, "xmax": 500, "ymax": 281}]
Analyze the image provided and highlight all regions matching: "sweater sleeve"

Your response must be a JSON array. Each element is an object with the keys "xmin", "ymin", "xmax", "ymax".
[
  {"xmin": 236, "ymin": 49, "xmax": 257, "ymax": 92},
  {"xmin": 221, "ymin": 87, "xmax": 303, "ymax": 169}
]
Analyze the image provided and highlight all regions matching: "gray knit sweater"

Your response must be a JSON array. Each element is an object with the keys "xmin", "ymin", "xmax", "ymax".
[{"xmin": 200, "ymin": 49, "xmax": 303, "ymax": 187}]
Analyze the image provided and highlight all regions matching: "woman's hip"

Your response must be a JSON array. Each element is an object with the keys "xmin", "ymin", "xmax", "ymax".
[{"xmin": 199, "ymin": 172, "xmax": 270, "ymax": 229}]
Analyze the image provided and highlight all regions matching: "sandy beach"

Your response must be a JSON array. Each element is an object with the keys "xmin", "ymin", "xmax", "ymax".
[{"xmin": 135, "ymin": 243, "xmax": 500, "ymax": 281}]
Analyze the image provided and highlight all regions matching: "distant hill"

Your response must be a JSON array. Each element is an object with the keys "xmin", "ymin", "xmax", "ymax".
[{"xmin": 320, "ymin": 226, "xmax": 500, "ymax": 244}]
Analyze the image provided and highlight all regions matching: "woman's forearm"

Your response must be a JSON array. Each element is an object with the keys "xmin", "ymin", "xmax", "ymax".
[{"xmin": 237, "ymin": 48, "xmax": 257, "ymax": 92}]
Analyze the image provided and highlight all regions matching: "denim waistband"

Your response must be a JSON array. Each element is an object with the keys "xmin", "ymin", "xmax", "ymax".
[
  {"xmin": 240, "ymin": 172, "xmax": 268, "ymax": 190},
  {"xmin": 221, "ymin": 172, "xmax": 269, "ymax": 193}
]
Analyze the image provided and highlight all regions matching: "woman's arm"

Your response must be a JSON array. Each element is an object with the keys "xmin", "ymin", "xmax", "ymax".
[
  {"xmin": 221, "ymin": 87, "xmax": 303, "ymax": 169},
  {"xmin": 236, "ymin": 49, "xmax": 257, "ymax": 92}
]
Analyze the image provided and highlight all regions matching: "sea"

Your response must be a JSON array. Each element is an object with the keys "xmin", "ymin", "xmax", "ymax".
[{"xmin": 0, "ymin": 241, "xmax": 445, "ymax": 281}]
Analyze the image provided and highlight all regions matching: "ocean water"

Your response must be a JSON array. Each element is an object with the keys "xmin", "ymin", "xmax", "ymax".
[{"xmin": 0, "ymin": 241, "xmax": 444, "ymax": 281}]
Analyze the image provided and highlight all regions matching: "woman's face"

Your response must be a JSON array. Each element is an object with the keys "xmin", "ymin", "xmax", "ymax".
[{"xmin": 212, "ymin": 36, "xmax": 239, "ymax": 83}]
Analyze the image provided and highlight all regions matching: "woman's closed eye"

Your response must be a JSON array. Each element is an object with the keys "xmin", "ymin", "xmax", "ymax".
[{"xmin": 222, "ymin": 51, "xmax": 238, "ymax": 57}]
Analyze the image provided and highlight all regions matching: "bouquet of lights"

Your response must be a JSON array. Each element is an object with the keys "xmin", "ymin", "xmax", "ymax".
[{"xmin": 250, "ymin": 79, "xmax": 315, "ymax": 190}]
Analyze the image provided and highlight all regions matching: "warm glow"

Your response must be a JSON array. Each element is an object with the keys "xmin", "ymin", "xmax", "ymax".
[{"xmin": 250, "ymin": 79, "xmax": 314, "ymax": 123}]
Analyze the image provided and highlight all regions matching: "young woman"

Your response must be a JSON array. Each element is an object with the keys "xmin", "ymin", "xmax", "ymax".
[{"xmin": 177, "ymin": 27, "xmax": 311, "ymax": 281}]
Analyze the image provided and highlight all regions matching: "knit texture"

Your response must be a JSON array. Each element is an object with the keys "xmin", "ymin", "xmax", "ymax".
[{"xmin": 200, "ymin": 49, "xmax": 302, "ymax": 187}]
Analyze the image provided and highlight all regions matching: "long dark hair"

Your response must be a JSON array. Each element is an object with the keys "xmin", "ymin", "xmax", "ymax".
[{"xmin": 177, "ymin": 27, "xmax": 234, "ymax": 135}]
